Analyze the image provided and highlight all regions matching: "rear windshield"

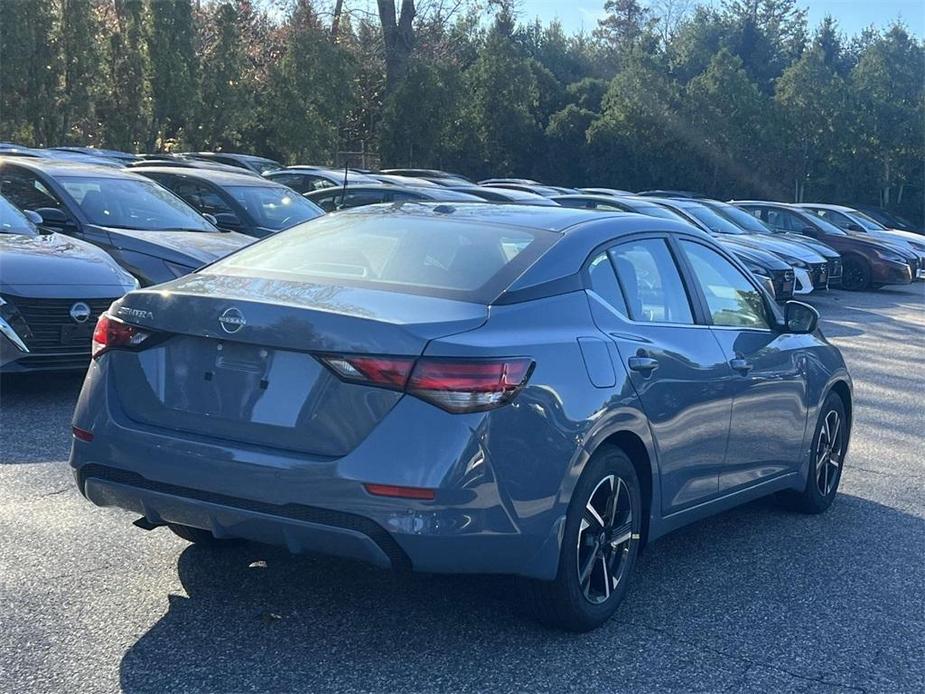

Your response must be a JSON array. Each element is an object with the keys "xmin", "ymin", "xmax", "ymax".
[
  {"xmin": 226, "ymin": 185, "xmax": 322, "ymax": 230},
  {"xmin": 204, "ymin": 210, "xmax": 557, "ymax": 302}
]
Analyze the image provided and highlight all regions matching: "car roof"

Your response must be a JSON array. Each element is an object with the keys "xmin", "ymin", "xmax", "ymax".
[
  {"xmin": 0, "ymin": 157, "xmax": 147, "ymax": 179},
  {"xmin": 133, "ymin": 165, "xmax": 280, "ymax": 187},
  {"xmin": 335, "ymin": 201, "xmax": 645, "ymax": 233}
]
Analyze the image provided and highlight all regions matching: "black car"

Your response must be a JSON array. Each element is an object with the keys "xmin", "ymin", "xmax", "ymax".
[
  {"xmin": 0, "ymin": 193, "xmax": 137, "ymax": 373},
  {"xmin": 305, "ymin": 184, "xmax": 483, "ymax": 212},
  {"xmin": 698, "ymin": 199, "xmax": 843, "ymax": 289},
  {"xmin": 182, "ymin": 152, "xmax": 283, "ymax": 175},
  {"xmin": 264, "ymin": 166, "xmax": 378, "ymax": 193},
  {"xmin": 0, "ymin": 159, "xmax": 252, "ymax": 286},
  {"xmin": 129, "ymin": 155, "xmax": 258, "ymax": 176},
  {"xmin": 135, "ymin": 167, "xmax": 323, "ymax": 238}
]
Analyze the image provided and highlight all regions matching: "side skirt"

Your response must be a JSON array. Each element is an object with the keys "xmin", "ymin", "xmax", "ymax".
[{"xmin": 646, "ymin": 472, "xmax": 802, "ymax": 543}]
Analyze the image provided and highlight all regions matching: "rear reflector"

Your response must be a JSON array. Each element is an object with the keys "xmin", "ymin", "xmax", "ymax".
[
  {"xmin": 364, "ymin": 483, "xmax": 436, "ymax": 500},
  {"xmin": 92, "ymin": 313, "xmax": 150, "ymax": 358},
  {"xmin": 72, "ymin": 426, "xmax": 94, "ymax": 442},
  {"xmin": 319, "ymin": 355, "xmax": 533, "ymax": 413}
]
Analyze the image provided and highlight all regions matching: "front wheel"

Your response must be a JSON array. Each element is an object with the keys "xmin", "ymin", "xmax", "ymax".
[
  {"xmin": 841, "ymin": 256, "xmax": 871, "ymax": 291},
  {"xmin": 779, "ymin": 392, "xmax": 848, "ymax": 514},
  {"xmin": 521, "ymin": 447, "xmax": 642, "ymax": 632}
]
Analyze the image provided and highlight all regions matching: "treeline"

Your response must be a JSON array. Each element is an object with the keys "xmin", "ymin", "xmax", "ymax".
[{"xmin": 0, "ymin": 0, "xmax": 922, "ymax": 220}]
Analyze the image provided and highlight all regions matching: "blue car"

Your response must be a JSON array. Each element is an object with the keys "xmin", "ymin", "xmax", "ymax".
[{"xmin": 70, "ymin": 204, "xmax": 852, "ymax": 631}]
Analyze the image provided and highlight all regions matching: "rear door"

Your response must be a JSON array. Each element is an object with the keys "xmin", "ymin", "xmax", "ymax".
[
  {"xmin": 676, "ymin": 239, "xmax": 808, "ymax": 490},
  {"xmin": 585, "ymin": 236, "xmax": 734, "ymax": 515}
]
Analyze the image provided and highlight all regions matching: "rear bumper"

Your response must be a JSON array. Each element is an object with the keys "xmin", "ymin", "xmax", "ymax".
[
  {"xmin": 78, "ymin": 466, "xmax": 404, "ymax": 569},
  {"xmin": 69, "ymin": 365, "xmax": 565, "ymax": 579},
  {"xmin": 73, "ymin": 460, "xmax": 557, "ymax": 577}
]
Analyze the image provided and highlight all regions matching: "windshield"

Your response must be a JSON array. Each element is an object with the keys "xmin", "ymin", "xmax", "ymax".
[
  {"xmin": 0, "ymin": 195, "xmax": 37, "ymax": 235},
  {"xmin": 205, "ymin": 212, "xmax": 556, "ymax": 302},
  {"xmin": 636, "ymin": 205, "xmax": 694, "ymax": 223},
  {"xmin": 59, "ymin": 176, "xmax": 214, "ymax": 231},
  {"xmin": 226, "ymin": 186, "xmax": 323, "ymax": 230},
  {"xmin": 850, "ymin": 210, "xmax": 887, "ymax": 231},
  {"xmin": 246, "ymin": 157, "xmax": 283, "ymax": 174},
  {"xmin": 682, "ymin": 204, "xmax": 745, "ymax": 234},
  {"xmin": 803, "ymin": 212, "xmax": 847, "ymax": 236},
  {"xmin": 709, "ymin": 202, "xmax": 772, "ymax": 233}
]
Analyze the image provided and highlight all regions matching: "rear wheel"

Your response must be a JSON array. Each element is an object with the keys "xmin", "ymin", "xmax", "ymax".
[
  {"xmin": 841, "ymin": 256, "xmax": 871, "ymax": 291},
  {"xmin": 522, "ymin": 447, "xmax": 642, "ymax": 632},
  {"xmin": 779, "ymin": 392, "xmax": 848, "ymax": 514},
  {"xmin": 168, "ymin": 523, "xmax": 237, "ymax": 545}
]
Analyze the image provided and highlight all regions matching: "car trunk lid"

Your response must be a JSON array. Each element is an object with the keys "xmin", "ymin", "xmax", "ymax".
[{"xmin": 106, "ymin": 274, "xmax": 487, "ymax": 456}]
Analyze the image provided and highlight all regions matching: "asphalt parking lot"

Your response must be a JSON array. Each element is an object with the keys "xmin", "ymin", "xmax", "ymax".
[{"xmin": 1, "ymin": 284, "xmax": 923, "ymax": 693}]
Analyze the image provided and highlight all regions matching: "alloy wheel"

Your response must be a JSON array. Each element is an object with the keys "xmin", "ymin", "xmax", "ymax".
[
  {"xmin": 815, "ymin": 409, "xmax": 843, "ymax": 496},
  {"xmin": 576, "ymin": 475, "xmax": 634, "ymax": 604},
  {"xmin": 841, "ymin": 259, "xmax": 867, "ymax": 290}
]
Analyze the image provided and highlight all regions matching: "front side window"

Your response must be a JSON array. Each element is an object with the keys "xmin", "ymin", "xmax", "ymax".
[
  {"xmin": 681, "ymin": 241, "xmax": 769, "ymax": 329},
  {"xmin": 0, "ymin": 194, "xmax": 38, "ymax": 235},
  {"xmin": 0, "ymin": 168, "xmax": 64, "ymax": 211},
  {"xmin": 57, "ymin": 176, "xmax": 214, "ymax": 231},
  {"xmin": 609, "ymin": 239, "xmax": 693, "ymax": 324},
  {"xmin": 225, "ymin": 186, "xmax": 322, "ymax": 231}
]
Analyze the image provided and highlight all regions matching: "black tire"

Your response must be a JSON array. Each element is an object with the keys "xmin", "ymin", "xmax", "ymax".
[
  {"xmin": 168, "ymin": 523, "xmax": 237, "ymax": 545},
  {"xmin": 841, "ymin": 255, "xmax": 871, "ymax": 291},
  {"xmin": 778, "ymin": 392, "xmax": 848, "ymax": 514},
  {"xmin": 521, "ymin": 447, "xmax": 642, "ymax": 632}
]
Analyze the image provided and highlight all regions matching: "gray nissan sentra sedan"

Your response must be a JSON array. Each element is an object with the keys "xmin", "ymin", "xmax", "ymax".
[{"xmin": 69, "ymin": 203, "xmax": 852, "ymax": 631}]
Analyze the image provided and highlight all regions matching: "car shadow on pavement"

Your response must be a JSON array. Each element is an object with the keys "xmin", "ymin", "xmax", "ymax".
[{"xmin": 118, "ymin": 492, "xmax": 924, "ymax": 693}]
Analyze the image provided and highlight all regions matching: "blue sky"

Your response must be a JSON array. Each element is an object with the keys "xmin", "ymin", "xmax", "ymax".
[{"xmin": 517, "ymin": 0, "xmax": 925, "ymax": 36}]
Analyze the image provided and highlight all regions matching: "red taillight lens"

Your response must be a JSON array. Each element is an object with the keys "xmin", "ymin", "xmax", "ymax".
[
  {"xmin": 321, "ymin": 354, "xmax": 533, "ymax": 413},
  {"xmin": 91, "ymin": 313, "xmax": 149, "ymax": 358},
  {"xmin": 364, "ymin": 483, "xmax": 436, "ymax": 500},
  {"xmin": 72, "ymin": 426, "xmax": 94, "ymax": 442},
  {"xmin": 408, "ymin": 358, "xmax": 533, "ymax": 413},
  {"xmin": 320, "ymin": 355, "xmax": 415, "ymax": 389}
]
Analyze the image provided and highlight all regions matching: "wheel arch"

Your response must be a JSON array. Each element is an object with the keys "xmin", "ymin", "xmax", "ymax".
[
  {"xmin": 595, "ymin": 430, "xmax": 655, "ymax": 549},
  {"xmin": 827, "ymin": 378, "xmax": 853, "ymax": 433}
]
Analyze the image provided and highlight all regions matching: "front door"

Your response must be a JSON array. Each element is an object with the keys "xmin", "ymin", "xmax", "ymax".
[{"xmin": 677, "ymin": 239, "xmax": 809, "ymax": 491}]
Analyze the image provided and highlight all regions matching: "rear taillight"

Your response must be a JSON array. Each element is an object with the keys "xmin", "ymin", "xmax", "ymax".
[
  {"xmin": 91, "ymin": 313, "xmax": 150, "ymax": 358},
  {"xmin": 319, "ymin": 355, "xmax": 533, "ymax": 413}
]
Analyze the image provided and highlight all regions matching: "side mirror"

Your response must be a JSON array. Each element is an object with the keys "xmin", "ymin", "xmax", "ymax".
[
  {"xmin": 202, "ymin": 213, "xmax": 218, "ymax": 226},
  {"xmin": 23, "ymin": 210, "xmax": 43, "ymax": 225},
  {"xmin": 801, "ymin": 226, "xmax": 818, "ymax": 236},
  {"xmin": 212, "ymin": 212, "xmax": 241, "ymax": 231},
  {"xmin": 34, "ymin": 207, "xmax": 72, "ymax": 227},
  {"xmin": 784, "ymin": 300, "xmax": 819, "ymax": 334},
  {"xmin": 846, "ymin": 223, "xmax": 864, "ymax": 232}
]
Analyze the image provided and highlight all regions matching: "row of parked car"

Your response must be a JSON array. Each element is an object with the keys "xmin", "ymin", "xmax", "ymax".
[{"xmin": 0, "ymin": 144, "xmax": 922, "ymax": 375}]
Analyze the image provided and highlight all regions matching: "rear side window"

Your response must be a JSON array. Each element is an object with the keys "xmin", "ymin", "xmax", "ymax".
[
  {"xmin": 587, "ymin": 253, "xmax": 628, "ymax": 316},
  {"xmin": 609, "ymin": 239, "xmax": 693, "ymax": 324},
  {"xmin": 205, "ymin": 212, "xmax": 557, "ymax": 302}
]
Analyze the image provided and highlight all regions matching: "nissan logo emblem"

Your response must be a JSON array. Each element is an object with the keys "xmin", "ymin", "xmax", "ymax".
[
  {"xmin": 218, "ymin": 307, "xmax": 246, "ymax": 334},
  {"xmin": 69, "ymin": 302, "xmax": 91, "ymax": 324}
]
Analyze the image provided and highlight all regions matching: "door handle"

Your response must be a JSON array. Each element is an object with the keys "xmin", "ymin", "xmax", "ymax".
[
  {"xmin": 628, "ymin": 356, "xmax": 659, "ymax": 375},
  {"xmin": 730, "ymin": 358, "xmax": 753, "ymax": 375}
]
